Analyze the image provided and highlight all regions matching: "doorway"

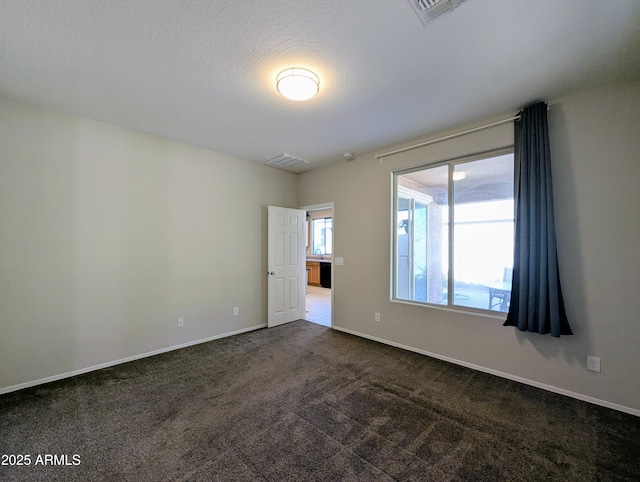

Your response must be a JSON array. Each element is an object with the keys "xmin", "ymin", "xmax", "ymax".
[{"xmin": 302, "ymin": 203, "xmax": 333, "ymax": 327}]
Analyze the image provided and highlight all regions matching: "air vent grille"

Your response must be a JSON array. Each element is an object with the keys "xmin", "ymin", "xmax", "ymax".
[
  {"xmin": 407, "ymin": 0, "xmax": 467, "ymax": 26},
  {"xmin": 264, "ymin": 153, "xmax": 309, "ymax": 170}
]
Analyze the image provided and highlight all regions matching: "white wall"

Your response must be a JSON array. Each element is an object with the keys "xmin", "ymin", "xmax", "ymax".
[
  {"xmin": 0, "ymin": 97, "xmax": 298, "ymax": 391},
  {"xmin": 298, "ymin": 82, "xmax": 640, "ymax": 413}
]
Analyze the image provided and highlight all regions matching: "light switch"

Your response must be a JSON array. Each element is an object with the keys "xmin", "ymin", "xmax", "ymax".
[{"xmin": 335, "ymin": 257, "xmax": 344, "ymax": 265}]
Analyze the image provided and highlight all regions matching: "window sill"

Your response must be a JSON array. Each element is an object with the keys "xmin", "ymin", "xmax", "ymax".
[{"xmin": 391, "ymin": 298, "xmax": 508, "ymax": 321}]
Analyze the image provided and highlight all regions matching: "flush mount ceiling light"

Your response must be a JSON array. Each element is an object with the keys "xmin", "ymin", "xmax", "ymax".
[
  {"xmin": 276, "ymin": 68, "xmax": 319, "ymax": 101},
  {"xmin": 452, "ymin": 171, "xmax": 467, "ymax": 181}
]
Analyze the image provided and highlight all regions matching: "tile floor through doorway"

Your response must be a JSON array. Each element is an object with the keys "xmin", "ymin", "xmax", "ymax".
[{"xmin": 305, "ymin": 286, "xmax": 331, "ymax": 327}]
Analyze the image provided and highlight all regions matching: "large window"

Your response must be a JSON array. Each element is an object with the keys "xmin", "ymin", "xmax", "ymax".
[{"xmin": 393, "ymin": 150, "xmax": 514, "ymax": 313}]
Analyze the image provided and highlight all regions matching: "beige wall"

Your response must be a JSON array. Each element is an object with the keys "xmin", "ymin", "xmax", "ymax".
[
  {"xmin": 0, "ymin": 97, "xmax": 297, "ymax": 391},
  {"xmin": 2, "ymin": 83, "xmax": 639, "ymax": 413},
  {"xmin": 298, "ymin": 83, "xmax": 640, "ymax": 413}
]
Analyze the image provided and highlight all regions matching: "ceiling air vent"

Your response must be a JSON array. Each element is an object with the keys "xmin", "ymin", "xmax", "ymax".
[
  {"xmin": 264, "ymin": 153, "xmax": 309, "ymax": 171},
  {"xmin": 407, "ymin": 0, "xmax": 468, "ymax": 26}
]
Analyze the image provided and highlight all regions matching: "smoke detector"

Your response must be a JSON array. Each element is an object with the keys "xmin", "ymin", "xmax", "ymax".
[{"xmin": 406, "ymin": 0, "xmax": 468, "ymax": 26}]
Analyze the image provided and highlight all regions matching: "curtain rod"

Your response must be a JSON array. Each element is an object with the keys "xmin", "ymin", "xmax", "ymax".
[{"xmin": 374, "ymin": 115, "xmax": 521, "ymax": 161}]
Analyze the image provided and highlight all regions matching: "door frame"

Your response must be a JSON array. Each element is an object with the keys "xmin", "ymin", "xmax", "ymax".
[{"xmin": 300, "ymin": 201, "xmax": 334, "ymax": 327}]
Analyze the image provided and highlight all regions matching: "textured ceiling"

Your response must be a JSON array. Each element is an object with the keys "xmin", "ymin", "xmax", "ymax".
[{"xmin": 1, "ymin": 0, "xmax": 639, "ymax": 173}]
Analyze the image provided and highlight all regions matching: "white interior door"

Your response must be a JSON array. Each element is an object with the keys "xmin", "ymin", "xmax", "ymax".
[{"xmin": 267, "ymin": 206, "xmax": 306, "ymax": 327}]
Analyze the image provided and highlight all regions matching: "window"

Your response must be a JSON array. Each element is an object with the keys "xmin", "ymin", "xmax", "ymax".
[
  {"xmin": 393, "ymin": 150, "xmax": 514, "ymax": 312},
  {"xmin": 311, "ymin": 218, "xmax": 332, "ymax": 255}
]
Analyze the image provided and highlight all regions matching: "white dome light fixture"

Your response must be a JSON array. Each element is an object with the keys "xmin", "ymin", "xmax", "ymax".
[
  {"xmin": 452, "ymin": 171, "xmax": 467, "ymax": 181},
  {"xmin": 276, "ymin": 67, "xmax": 319, "ymax": 101}
]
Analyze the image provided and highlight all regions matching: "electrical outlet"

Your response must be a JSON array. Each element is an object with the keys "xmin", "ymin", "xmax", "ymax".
[
  {"xmin": 375, "ymin": 312, "xmax": 381, "ymax": 322},
  {"xmin": 233, "ymin": 307, "xmax": 239, "ymax": 316},
  {"xmin": 178, "ymin": 317, "xmax": 184, "ymax": 327},
  {"xmin": 587, "ymin": 356, "xmax": 601, "ymax": 372}
]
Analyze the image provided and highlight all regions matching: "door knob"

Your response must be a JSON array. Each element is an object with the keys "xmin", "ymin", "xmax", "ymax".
[{"xmin": 267, "ymin": 271, "xmax": 275, "ymax": 276}]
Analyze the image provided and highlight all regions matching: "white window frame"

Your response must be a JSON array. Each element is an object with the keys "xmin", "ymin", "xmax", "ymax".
[
  {"xmin": 394, "ymin": 186, "xmax": 434, "ymax": 301},
  {"xmin": 391, "ymin": 147, "xmax": 514, "ymax": 316},
  {"xmin": 311, "ymin": 217, "xmax": 333, "ymax": 256}
]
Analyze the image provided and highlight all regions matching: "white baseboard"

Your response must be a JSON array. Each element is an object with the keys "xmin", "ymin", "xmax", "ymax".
[
  {"xmin": 332, "ymin": 326, "xmax": 640, "ymax": 417},
  {"xmin": 0, "ymin": 324, "xmax": 266, "ymax": 396}
]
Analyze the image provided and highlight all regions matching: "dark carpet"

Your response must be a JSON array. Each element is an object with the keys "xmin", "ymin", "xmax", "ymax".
[{"xmin": 1, "ymin": 321, "xmax": 638, "ymax": 481}]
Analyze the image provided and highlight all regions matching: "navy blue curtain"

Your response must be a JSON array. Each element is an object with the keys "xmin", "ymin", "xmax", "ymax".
[{"xmin": 504, "ymin": 102, "xmax": 572, "ymax": 337}]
